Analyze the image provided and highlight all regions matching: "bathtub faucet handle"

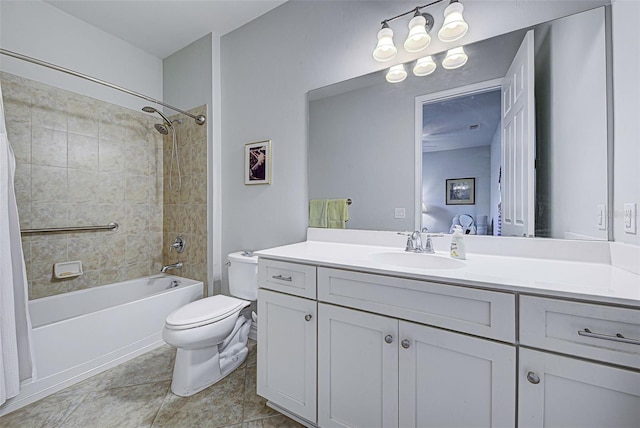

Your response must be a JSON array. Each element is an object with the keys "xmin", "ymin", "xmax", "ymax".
[{"xmin": 170, "ymin": 236, "xmax": 185, "ymax": 253}]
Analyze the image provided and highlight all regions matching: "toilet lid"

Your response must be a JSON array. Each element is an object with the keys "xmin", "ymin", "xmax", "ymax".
[{"xmin": 165, "ymin": 295, "xmax": 249, "ymax": 330}]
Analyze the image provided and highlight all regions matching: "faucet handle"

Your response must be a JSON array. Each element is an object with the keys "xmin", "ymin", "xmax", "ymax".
[{"xmin": 169, "ymin": 236, "xmax": 185, "ymax": 253}]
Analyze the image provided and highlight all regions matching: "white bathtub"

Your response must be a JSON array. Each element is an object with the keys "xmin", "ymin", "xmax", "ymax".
[{"xmin": 0, "ymin": 274, "xmax": 203, "ymax": 416}]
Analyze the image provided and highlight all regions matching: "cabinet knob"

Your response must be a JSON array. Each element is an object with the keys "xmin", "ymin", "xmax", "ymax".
[
  {"xmin": 401, "ymin": 339, "xmax": 411, "ymax": 349},
  {"xmin": 384, "ymin": 335, "xmax": 393, "ymax": 344},
  {"xmin": 526, "ymin": 371, "xmax": 540, "ymax": 384},
  {"xmin": 304, "ymin": 314, "xmax": 312, "ymax": 322}
]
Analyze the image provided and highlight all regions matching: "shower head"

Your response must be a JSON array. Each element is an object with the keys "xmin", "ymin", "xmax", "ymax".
[
  {"xmin": 154, "ymin": 123, "xmax": 169, "ymax": 135},
  {"xmin": 142, "ymin": 106, "xmax": 174, "ymax": 131}
]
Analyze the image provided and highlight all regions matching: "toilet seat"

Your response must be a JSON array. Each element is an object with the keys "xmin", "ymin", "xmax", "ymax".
[{"xmin": 165, "ymin": 295, "xmax": 249, "ymax": 330}]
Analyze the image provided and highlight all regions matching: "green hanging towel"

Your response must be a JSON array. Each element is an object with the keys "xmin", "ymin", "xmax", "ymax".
[
  {"xmin": 327, "ymin": 199, "xmax": 350, "ymax": 229},
  {"xmin": 309, "ymin": 199, "xmax": 328, "ymax": 228}
]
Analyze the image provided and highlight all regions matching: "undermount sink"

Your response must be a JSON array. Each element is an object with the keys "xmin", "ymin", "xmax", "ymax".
[{"xmin": 368, "ymin": 251, "xmax": 465, "ymax": 270}]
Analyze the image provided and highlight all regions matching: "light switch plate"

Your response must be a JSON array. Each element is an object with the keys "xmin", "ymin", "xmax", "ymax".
[
  {"xmin": 394, "ymin": 208, "xmax": 406, "ymax": 219},
  {"xmin": 597, "ymin": 204, "xmax": 607, "ymax": 230},
  {"xmin": 624, "ymin": 203, "xmax": 637, "ymax": 234}
]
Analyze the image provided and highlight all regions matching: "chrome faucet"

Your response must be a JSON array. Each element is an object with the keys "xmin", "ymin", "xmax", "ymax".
[
  {"xmin": 399, "ymin": 231, "xmax": 442, "ymax": 254},
  {"xmin": 161, "ymin": 261, "xmax": 183, "ymax": 273}
]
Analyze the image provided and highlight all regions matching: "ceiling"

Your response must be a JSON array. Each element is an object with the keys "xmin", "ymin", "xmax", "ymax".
[
  {"xmin": 422, "ymin": 89, "xmax": 502, "ymax": 153},
  {"xmin": 43, "ymin": 0, "xmax": 288, "ymax": 59}
]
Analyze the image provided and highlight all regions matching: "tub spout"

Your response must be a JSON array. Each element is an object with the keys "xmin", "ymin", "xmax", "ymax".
[{"xmin": 161, "ymin": 262, "xmax": 183, "ymax": 273}]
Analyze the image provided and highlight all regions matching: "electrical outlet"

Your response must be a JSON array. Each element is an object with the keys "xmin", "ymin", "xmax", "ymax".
[
  {"xmin": 624, "ymin": 203, "xmax": 637, "ymax": 234},
  {"xmin": 394, "ymin": 208, "xmax": 406, "ymax": 219},
  {"xmin": 597, "ymin": 204, "xmax": 607, "ymax": 230}
]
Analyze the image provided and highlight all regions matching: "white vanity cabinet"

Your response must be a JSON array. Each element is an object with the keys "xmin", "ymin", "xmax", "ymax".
[
  {"xmin": 518, "ymin": 296, "xmax": 640, "ymax": 427},
  {"xmin": 256, "ymin": 254, "xmax": 639, "ymax": 428},
  {"xmin": 317, "ymin": 303, "xmax": 399, "ymax": 428},
  {"xmin": 256, "ymin": 259, "xmax": 318, "ymax": 424},
  {"xmin": 317, "ymin": 303, "xmax": 516, "ymax": 428},
  {"xmin": 316, "ymin": 267, "xmax": 517, "ymax": 427}
]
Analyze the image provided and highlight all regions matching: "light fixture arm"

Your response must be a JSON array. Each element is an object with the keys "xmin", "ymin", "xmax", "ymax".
[{"xmin": 379, "ymin": 0, "xmax": 444, "ymax": 26}]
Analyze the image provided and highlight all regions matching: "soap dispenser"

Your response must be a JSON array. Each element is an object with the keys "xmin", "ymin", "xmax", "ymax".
[{"xmin": 450, "ymin": 225, "xmax": 466, "ymax": 260}]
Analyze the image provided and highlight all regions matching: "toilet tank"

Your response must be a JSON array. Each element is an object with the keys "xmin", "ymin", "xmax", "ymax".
[{"xmin": 227, "ymin": 251, "xmax": 259, "ymax": 300}]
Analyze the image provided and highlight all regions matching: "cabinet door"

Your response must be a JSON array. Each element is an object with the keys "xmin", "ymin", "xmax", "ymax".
[
  {"xmin": 519, "ymin": 348, "xmax": 640, "ymax": 427},
  {"xmin": 318, "ymin": 303, "xmax": 398, "ymax": 428},
  {"xmin": 399, "ymin": 321, "xmax": 516, "ymax": 428},
  {"xmin": 257, "ymin": 289, "xmax": 317, "ymax": 423}
]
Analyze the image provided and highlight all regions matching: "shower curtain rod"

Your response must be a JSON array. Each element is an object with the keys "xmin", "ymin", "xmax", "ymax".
[{"xmin": 0, "ymin": 48, "xmax": 206, "ymax": 126}]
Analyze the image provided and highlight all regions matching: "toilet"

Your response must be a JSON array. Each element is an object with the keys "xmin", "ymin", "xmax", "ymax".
[{"xmin": 162, "ymin": 251, "xmax": 258, "ymax": 397}]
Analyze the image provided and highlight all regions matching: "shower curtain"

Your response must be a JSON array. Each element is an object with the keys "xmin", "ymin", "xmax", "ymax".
[{"xmin": 0, "ymin": 82, "xmax": 35, "ymax": 406}]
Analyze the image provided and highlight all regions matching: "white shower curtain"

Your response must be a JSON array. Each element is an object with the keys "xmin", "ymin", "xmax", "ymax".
[{"xmin": 0, "ymin": 82, "xmax": 35, "ymax": 406}]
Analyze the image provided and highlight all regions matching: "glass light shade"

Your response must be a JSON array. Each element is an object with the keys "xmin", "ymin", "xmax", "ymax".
[
  {"xmin": 373, "ymin": 27, "xmax": 397, "ymax": 62},
  {"xmin": 386, "ymin": 64, "xmax": 407, "ymax": 83},
  {"xmin": 442, "ymin": 46, "xmax": 468, "ymax": 69},
  {"xmin": 413, "ymin": 56, "xmax": 437, "ymax": 76},
  {"xmin": 404, "ymin": 15, "xmax": 431, "ymax": 52},
  {"xmin": 438, "ymin": 2, "xmax": 469, "ymax": 42}
]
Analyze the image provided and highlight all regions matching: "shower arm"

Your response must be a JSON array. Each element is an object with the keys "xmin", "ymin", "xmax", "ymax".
[{"xmin": 0, "ymin": 48, "xmax": 206, "ymax": 126}]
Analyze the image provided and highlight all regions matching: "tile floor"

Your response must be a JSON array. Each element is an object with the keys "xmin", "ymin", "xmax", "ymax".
[{"xmin": 0, "ymin": 340, "xmax": 304, "ymax": 428}]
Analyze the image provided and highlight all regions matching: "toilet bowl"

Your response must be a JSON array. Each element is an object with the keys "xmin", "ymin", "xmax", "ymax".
[{"xmin": 162, "ymin": 251, "xmax": 259, "ymax": 397}]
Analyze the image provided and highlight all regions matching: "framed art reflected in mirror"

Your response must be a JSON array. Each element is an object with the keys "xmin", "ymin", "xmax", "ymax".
[{"xmin": 446, "ymin": 178, "xmax": 475, "ymax": 205}]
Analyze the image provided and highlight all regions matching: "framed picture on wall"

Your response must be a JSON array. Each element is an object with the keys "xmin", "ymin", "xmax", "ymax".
[
  {"xmin": 245, "ymin": 140, "xmax": 272, "ymax": 185},
  {"xmin": 446, "ymin": 177, "xmax": 475, "ymax": 205}
]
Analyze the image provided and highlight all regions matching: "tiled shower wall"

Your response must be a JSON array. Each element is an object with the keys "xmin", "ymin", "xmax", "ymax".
[
  {"xmin": 1, "ymin": 72, "xmax": 164, "ymax": 299},
  {"xmin": 162, "ymin": 106, "xmax": 208, "ymax": 289}
]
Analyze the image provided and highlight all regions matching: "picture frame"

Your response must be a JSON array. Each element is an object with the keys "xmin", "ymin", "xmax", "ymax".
[
  {"xmin": 244, "ymin": 140, "xmax": 271, "ymax": 185},
  {"xmin": 446, "ymin": 177, "xmax": 475, "ymax": 205}
]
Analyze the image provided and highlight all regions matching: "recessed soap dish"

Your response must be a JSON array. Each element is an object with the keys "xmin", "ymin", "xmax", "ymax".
[{"xmin": 53, "ymin": 260, "xmax": 83, "ymax": 279}]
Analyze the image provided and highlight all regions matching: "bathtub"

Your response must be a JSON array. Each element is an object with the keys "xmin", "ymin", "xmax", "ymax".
[{"xmin": 0, "ymin": 274, "xmax": 203, "ymax": 416}]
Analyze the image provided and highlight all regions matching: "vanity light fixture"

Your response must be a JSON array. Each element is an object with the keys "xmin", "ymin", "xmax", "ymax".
[
  {"xmin": 442, "ymin": 46, "xmax": 468, "ymax": 69},
  {"xmin": 413, "ymin": 55, "xmax": 437, "ymax": 76},
  {"xmin": 386, "ymin": 64, "xmax": 408, "ymax": 83},
  {"xmin": 404, "ymin": 10, "xmax": 434, "ymax": 53},
  {"xmin": 438, "ymin": 0, "xmax": 469, "ymax": 42},
  {"xmin": 373, "ymin": 22, "xmax": 398, "ymax": 62},
  {"xmin": 372, "ymin": 0, "xmax": 469, "ymax": 61}
]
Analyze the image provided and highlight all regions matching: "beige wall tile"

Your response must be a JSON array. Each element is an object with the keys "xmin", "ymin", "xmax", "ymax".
[
  {"xmin": 126, "ymin": 175, "xmax": 150, "ymax": 204},
  {"xmin": 126, "ymin": 204, "xmax": 150, "ymax": 233},
  {"xmin": 98, "ymin": 140, "xmax": 126, "ymax": 172},
  {"xmin": 32, "ymin": 203, "xmax": 69, "ymax": 228},
  {"xmin": 68, "ymin": 169, "xmax": 99, "ymax": 203},
  {"xmin": 31, "ymin": 127, "xmax": 67, "ymax": 167},
  {"xmin": 4, "ymin": 73, "xmax": 206, "ymax": 299},
  {"xmin": 14, "ymin": 163, "xmax": 31, "ymax": 206},
  {"xmin": 31, "ymin": 236, "xmax": 67, "ymax": 278},
  {"xmin": 32, "ymin": 105, "xmax": 67, "ymax": 132},
  {"xmin": 6, "ymin": 124, "xmax": 31, "ymax": 163},
  {"xmin": 68, "ymin": 134, "xmax": 99, "ymax": 170},
  {"xmin": 97, "ymin": 172, "xmax": 126, "ymax": 204},
  {"xmin": 3, "ymin": 98, "xmax": 31, "ymax": 124},
  {"xmin": 31, "ymin": 165, "xmax": 67, "ymax": 203}
]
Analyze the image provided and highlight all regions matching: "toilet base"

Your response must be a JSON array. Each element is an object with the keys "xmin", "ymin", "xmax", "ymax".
[
  {"xmin": 170, "ymin": 345, "xmax": 248, "ymax": 397},
  {"xmin": 169, "ymin": 311, "xmax": 252, "ymax": 397}
]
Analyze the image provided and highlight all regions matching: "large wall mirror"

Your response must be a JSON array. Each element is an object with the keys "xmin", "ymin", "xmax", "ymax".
[{"xmin": 308, "ymin": 6, "xmax": 611, "ymax": 241}]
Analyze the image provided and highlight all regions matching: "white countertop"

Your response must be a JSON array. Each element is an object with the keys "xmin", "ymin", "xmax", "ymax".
[{"xmin": 255, "ymin": 240, "xmax": 640, "ymax": 307}]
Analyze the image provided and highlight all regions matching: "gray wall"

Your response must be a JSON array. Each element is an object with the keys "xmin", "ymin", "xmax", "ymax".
[
  {"xmin": 219, "ymin": 0, "xmax": 614, "ymax": 292},
  {"xmin": 422, "ymin": 147, "xmax": 491, "ymax": 233},
  {"xmin": 0, "ymin": 0, "xmax": 162, "ymax": 110},
  {"xmin": 612, "ymin": 0, "xmax": 640, "ymax": 245},
  {"xmin": 535, "ymin": 7, "xmax": 608, "ymax": 240},
  {"xmin": 308, "ymin": 80, "xmax": 415, "ymax": 231}
]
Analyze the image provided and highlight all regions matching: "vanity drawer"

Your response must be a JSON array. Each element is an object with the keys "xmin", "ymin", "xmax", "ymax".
[
  {"xmin": 317, "ymin": 267, "xmax": 515, "ymax": 343},
  {"xmin": 258, "ymin": 259, "xmax": 317, "ymax": 299},
  {"xmin": 520, "ymin": 295, "xmax": 640, "ymax": 369}
]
